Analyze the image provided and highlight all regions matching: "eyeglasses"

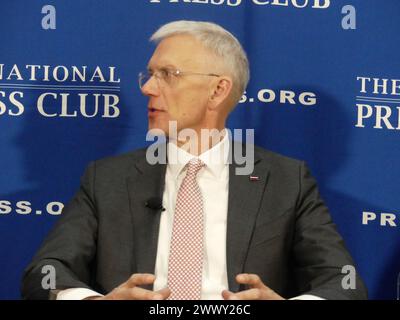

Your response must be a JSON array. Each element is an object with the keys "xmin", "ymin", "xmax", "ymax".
[{"xmin": 138, "ymin": 67, "xmax": 220, "ymax": 89}]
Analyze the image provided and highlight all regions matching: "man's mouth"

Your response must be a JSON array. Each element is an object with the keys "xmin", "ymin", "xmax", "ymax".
[{"xmin": 148, "ymin": 107, "xmax": 165, "ymax": 116}]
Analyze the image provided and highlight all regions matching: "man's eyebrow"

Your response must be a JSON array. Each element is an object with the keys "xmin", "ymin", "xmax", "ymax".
[{"xmin": 147, "ymin": 63, "xmax": 178, "ymax": 71}]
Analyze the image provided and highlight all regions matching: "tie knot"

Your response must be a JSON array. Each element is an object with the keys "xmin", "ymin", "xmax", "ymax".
[{"xmin": 186, "ymin": 158, "xmax": 205, "ymax": 177}]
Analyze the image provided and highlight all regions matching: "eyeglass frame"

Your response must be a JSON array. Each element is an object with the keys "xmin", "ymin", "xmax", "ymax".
[{"xmin": 138, "ymin": 67, "xmax": 221, "ymax": 89}]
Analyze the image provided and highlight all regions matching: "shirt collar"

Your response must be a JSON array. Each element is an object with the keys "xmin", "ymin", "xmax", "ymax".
[{"xmin": 167, "ymin": 129, "xmax": 230, "ymax": 180}]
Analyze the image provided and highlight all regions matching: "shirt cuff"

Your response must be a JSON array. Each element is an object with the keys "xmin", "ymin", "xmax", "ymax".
[
  {"xmin": 56, "ymin": 288, "xmax": 104, "ymax": 300},
  {"xmin": 289, "ymin": 294, "xmax": 326, "ymax": 300}
]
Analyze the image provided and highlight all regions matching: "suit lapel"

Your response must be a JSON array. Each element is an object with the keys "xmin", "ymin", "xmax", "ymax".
[
  {"xmin": 126, "ymin": 152, "xmax": 166, "ymax": 280},
  {"xmin": 226, "ymin": 144, "xmax": 270, "ymax": 292}
]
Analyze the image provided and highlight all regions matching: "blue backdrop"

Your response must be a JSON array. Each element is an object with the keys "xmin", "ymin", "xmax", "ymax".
[{"xmin": 1, "ymin": 0, "xmax": 399, "ymax": 300}]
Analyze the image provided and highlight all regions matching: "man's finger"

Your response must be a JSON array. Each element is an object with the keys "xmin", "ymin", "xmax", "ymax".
[
  {"xmin": 126, "ymin": 273, "xmax": 156, "ymax": 287},
  {"xmin": 235, "ymin": 273, "xmax": 265, "ymax": 289},
  {"xmin": 155, "ymin": 287, "xmax": 171, "ymax": 300},
  {"xmin": 225, "ymin": 288, "xmax": 263, "ymax": 300},
  {"xmin": 128, "ymin": 286, "xmax": 167, "ymax": 300},
  {"xmin": 221, "ymin": 289, "xmax": 236, "ymax": 300}
]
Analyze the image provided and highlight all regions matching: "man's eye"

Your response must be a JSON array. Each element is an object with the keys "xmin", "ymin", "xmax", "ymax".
[{"xmin": 159, "ymin": 69, "xmax": 171, "ymax": 79}]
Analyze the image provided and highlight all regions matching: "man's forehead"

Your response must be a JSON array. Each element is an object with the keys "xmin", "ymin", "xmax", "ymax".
[
  {"xmin": 147, "ymin": 58, "xmax": 195, "ymax": 70},
  {"xmin": 147, "ymin": 52, "xmax": 211, "ymax": 71}
]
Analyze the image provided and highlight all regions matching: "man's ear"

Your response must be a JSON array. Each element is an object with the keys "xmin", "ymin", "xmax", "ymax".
[{"xmin": 209, "ymin": 76, "xmax": 233, "ymax": 109}]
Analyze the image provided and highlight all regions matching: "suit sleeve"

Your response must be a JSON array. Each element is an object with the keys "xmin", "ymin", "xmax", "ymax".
[
  {"xmin": 21, "ymin": 162, "xmax": 99, "ymax": 300},
  {"xmin": 292, "ymin": 162, "xmax": 368, "ymax": 300}
]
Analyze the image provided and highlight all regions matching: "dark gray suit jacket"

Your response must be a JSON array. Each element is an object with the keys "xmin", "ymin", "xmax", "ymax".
[{"xmin": 21, "ymin": 144, "xmax": 367, "ymax": 300}]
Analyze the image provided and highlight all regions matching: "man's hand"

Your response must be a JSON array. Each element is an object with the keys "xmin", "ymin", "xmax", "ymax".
[
  {"xmin": 92, "ymin": 273, "xmax": 170, "ymax": 300},
  {"xmin": 222, "ymin": 273, "xmax": 285, "ymax": 300}
]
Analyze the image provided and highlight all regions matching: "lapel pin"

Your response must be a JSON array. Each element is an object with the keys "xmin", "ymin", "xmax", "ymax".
[{"xmin": 249, "ymin": 176, "xmax": 260, "ymax": 181}]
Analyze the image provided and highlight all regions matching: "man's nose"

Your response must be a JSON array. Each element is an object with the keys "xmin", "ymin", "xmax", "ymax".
[{"xmin": 141, "ymin": 75, "xmax": 160, "ymax": 96}]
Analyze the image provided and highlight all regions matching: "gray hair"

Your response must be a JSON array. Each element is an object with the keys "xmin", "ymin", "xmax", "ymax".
[{"xmin": 150, "ymin": 20, "xmax": 250, "ymax": 105}]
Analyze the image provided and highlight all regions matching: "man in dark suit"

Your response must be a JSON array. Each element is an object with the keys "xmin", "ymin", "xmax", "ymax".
[{"xmin": 21, "ymin": 20, "xmax": 367, "ymax": 300}]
